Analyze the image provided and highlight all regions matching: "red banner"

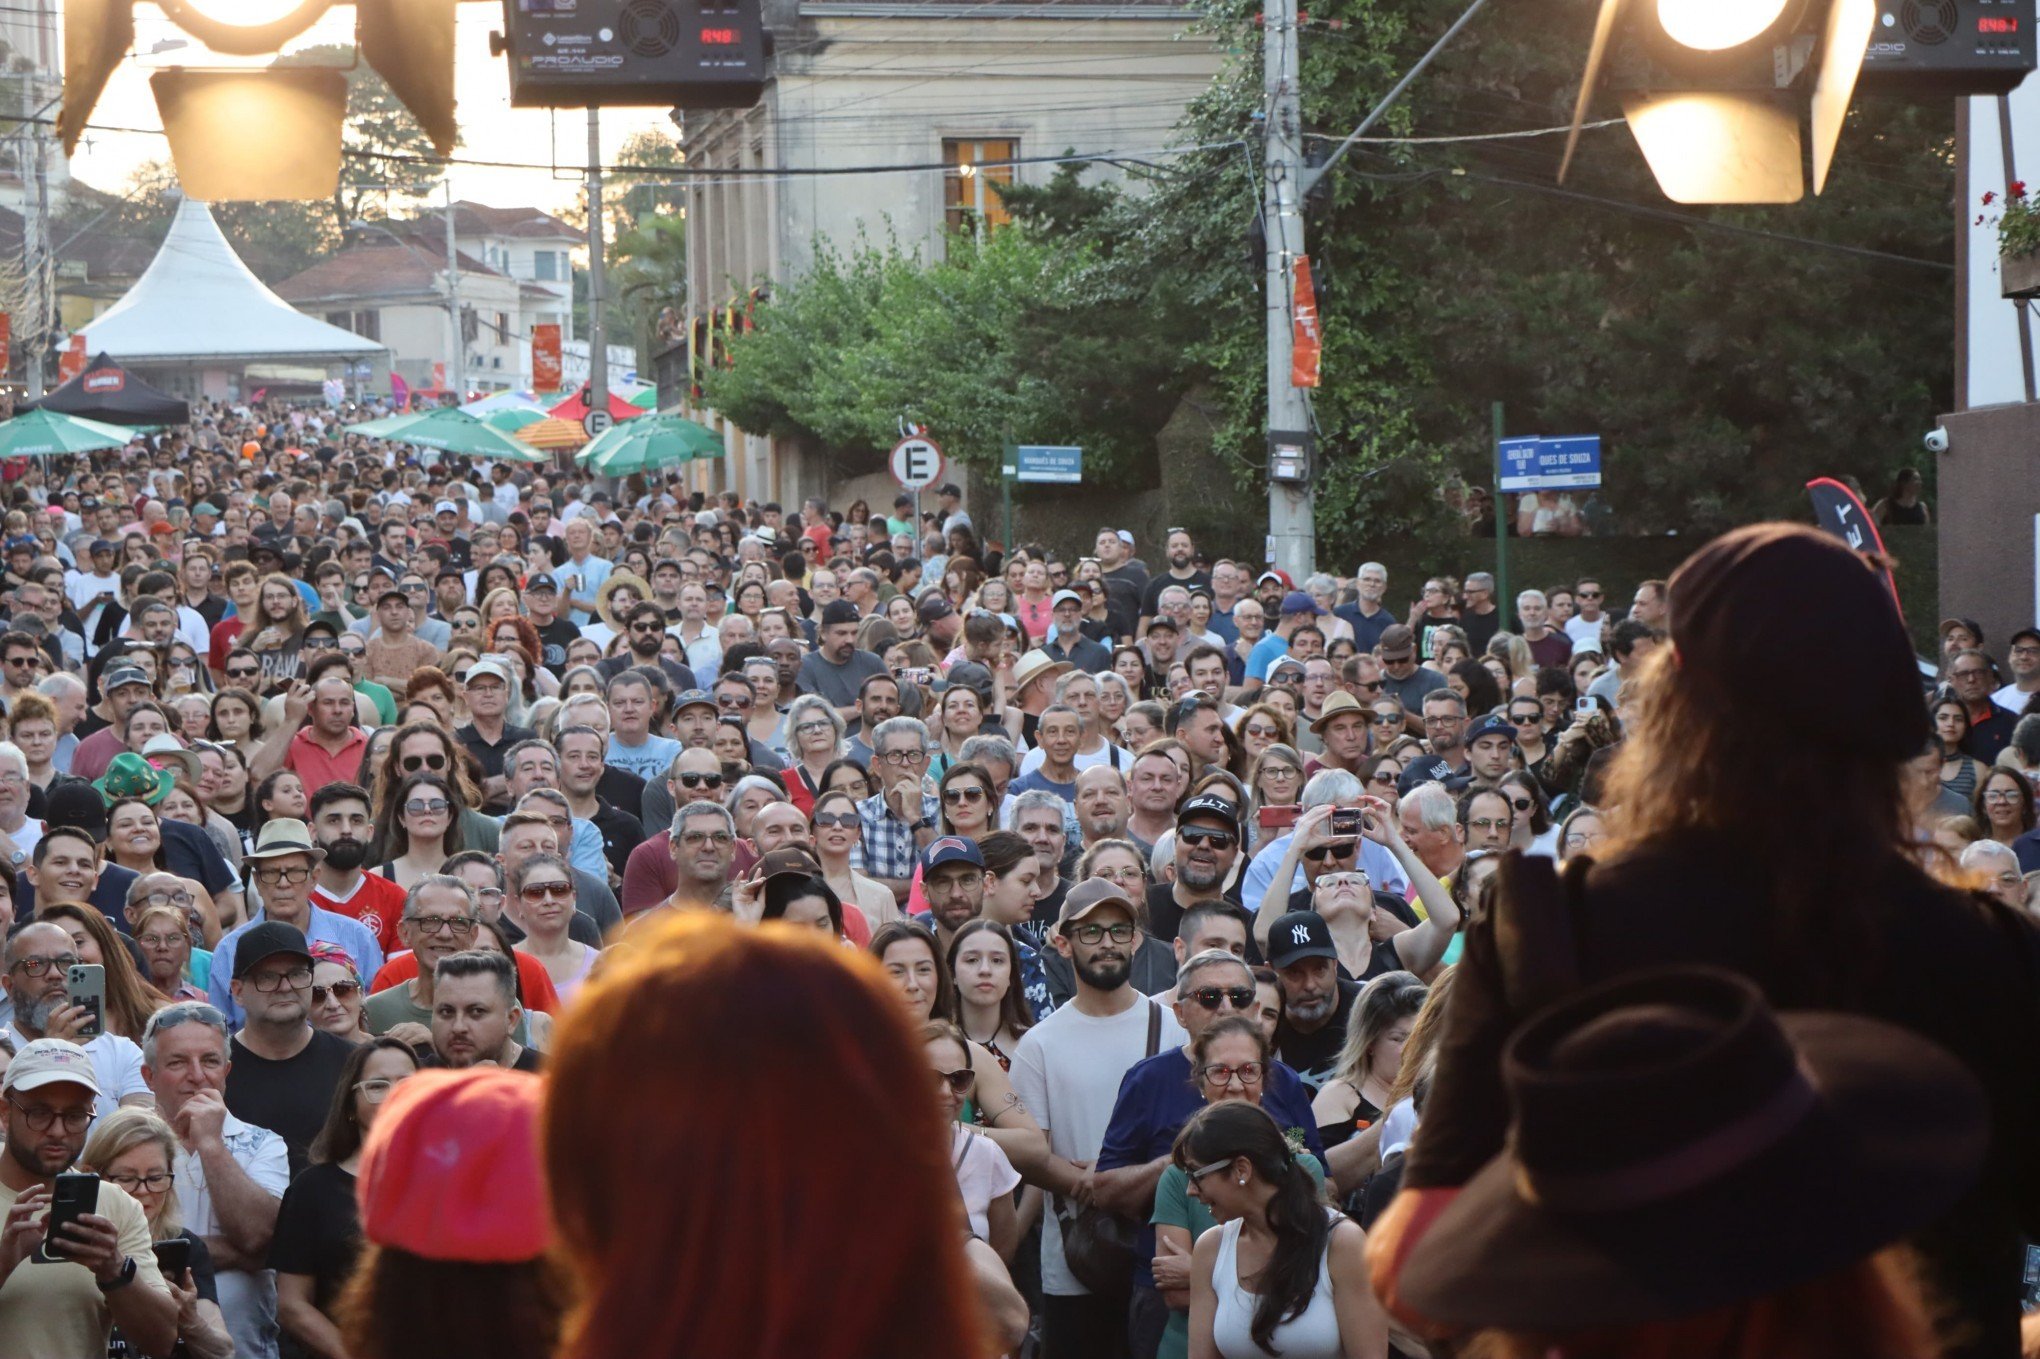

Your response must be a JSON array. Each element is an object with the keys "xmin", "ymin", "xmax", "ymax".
[
  {"xmin": 532, "ymin": 323, "xmax": 562, "ymax": 392},
  {"xmin": 390, "ymin": 371, "xmax": 410, "ymax": 407},
  {"xmin": 58, "ymin": 335, "xmax": 86, "ymax": 383},
  {"xmin": 0, "ymin": 313, "xmax": 12, "ymax": 355},
  {"xmin": 1291, "ymin": 257, "xmax": 1321, "ymax": 388}
]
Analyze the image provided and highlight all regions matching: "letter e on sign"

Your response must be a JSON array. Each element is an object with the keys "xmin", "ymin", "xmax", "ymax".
[{"xmin": 890, "ymin": 436, "xmax": 945, "ymax": 491}]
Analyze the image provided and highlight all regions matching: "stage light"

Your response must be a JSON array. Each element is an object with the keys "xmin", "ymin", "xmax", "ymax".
[
  {"xmin": 155, "ymin": 0, "xmax": 335, "ymax": 57},
  {"xmin": 1654, "ymin": 0, "xmax": 1790, "ymax": 52}
]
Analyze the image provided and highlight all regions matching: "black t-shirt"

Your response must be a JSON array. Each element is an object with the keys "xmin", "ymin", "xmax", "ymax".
[
  {"xmin": 224, "ymin": 1029, "xmax": 355, "ymax": 1179},
  {"xmin": 1276, "ymin": 976, "xmax": 1362, "ymax": 1091},
  {"xmin": 267, "ymin": 1161, "xmax": 359, "ymax": 1315},
  {"xmin": 1139, "ymin": 569, "xmax": 1212, "ymax": 621},
  {"xmin": 1028, "ymin": 874, "xmax": 1072, "ymax": 934},
  {"xmin": 454, "ymin": 722, "xmax": 538, "ymax": 780},
  {"xmin": 1145, "ymin": 883, "xmax": 1250, "ymax": 952},
  {"xmin": 1459, "ymin": 606, "xmax": 1500, "ymax": 656},
  {"xmin": 533, "ymin": 618, "xmax": 580, "ymax": 675}
]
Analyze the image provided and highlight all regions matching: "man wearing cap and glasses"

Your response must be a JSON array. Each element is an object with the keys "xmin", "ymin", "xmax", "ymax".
[
  {"xmin": 1375, "ymin": 623, "xmax": 1449, "ymax": 710},
  {"xmin": 0, "ymin": 1037, "xmax": 178, "ymax": 1359},
  {"xmin": 217, "ymin": 914, "xmax": 354, "ymax": 1180},
  {"xmin": 207, "ymin": 821, "xmax": 383, "ymax": 1031},
  {"xmin": 1041, "ymin": 589, "xmax": 1110, "ymax": 673},
  {"xmin": 1012, "ymin": 879, "xmax": 1186, "ymax": 1357},
  {"xmin": 1146, "ymin": 793, "xmax": 1252, "ymax": 947}
]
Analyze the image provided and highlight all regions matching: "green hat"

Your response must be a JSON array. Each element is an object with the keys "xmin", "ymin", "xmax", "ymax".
[{"xmin": 93, "ymin": 752, "xmax": 173, "ymax": 807}]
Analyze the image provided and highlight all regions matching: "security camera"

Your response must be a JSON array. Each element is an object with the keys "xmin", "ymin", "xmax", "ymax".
[{"xmin": 1925, "ymin": 427, "xmax": 1949, "ymax": 454}]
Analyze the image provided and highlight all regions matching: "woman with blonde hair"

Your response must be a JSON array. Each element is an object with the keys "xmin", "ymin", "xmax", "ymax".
[
  {"xmin": 82, "ymin": 1107, "xmax": 234, "ymax": 1359},
  {"xmin": 547, "ymin": 914, "xmax": 1005, "ymax": 1359}
]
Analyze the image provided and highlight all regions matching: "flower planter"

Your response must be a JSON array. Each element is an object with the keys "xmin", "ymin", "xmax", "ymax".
[{"xmin": 2003, "ymin": 250, "xmax": 2040, "ymax": 300}]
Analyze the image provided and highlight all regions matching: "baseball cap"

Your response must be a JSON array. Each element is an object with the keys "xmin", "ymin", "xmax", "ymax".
[
  {"xmin": 193, "ymin": 502, "xmax": 222, "ymax": 517},
  {"xmin": 103, "ymin": 664, "xmax": 152, "ymax": 693},
  {"xmin": 1264, "ymin": 911, "xmax": 1339, "ymax": 969},
  {"xmin": 1466, "ymin": 715, "xmax": 1517, "ymax": 746},
  {"xmin": 358, "ymin": 1068, "xmax": 549, "ymax": 1263},
  {"xmin": 752, "ymin": 846, "xmax": 823, "ymax": 886},
  {"xmin": 377, "ymin": 588, "xmax": 408, "ymax": 606},
  {"xmin": 674, "ymin": 688, "xmax": 717, "ymax": 713},
  {"xmin": 1397, "ymin": 755, "xmax": 1469, "ymax": 797},
  {"xmin": 1051, "ymin": 589, "xmax": 1084, "ymax": 609},
  {"xmin": 820, "ymin": 599, "xmax": 860, "ymax": 627},
  {"xmin": 923, "ymin": 836, "xmax": 985, "ymax": 872},
  {"xmin": 45, "ymin": 780, "xmax": 109, "ymax": 841},
  {"xmin": 944, "ymin": 661, "xmax": 994, "ymax": 701},
  {"xmin": 5, "ymin": 535, "xmax": 36, "ymax": 552},
  {"xmin": 1056, "ymin": 878, "xmax": 1139, "ymax": 932},
  {"xmin": 1177, "ymin": 792, "xmax": 1241, "ymax": 834},
  {"xmin": 2012, "ymin": 627, "xmax": 2040, "ymax": 650},
  {"xmin": 464, "ymin": 658, "xmax": 511, "ymax": 687},
  {"xmin": 434, "ymin": 499, "xmax": 460, "ymax": 515},
  {"xmin": 90, "ymin": 538, "xmax": 117, "ymax": 554},
  {"xmin": 232, "ymin": 920, "xmax": 312, "ymax": 979},
  {"xmin": 916, "ymin": 593, "xmax": 956, "ymax": 622},
  {"xmin": 526, "ymin": 573, "xmax": 558, "ymax": 593},
  {"xmin": 1280, "ymin": 590, "xmax": 1323, "ymax": 617},
  {"xmin": 1377, "ymin": 624, "xmax": 1418, "ymax": 659},
  {"xmin": 2, "ymin": 1038, "xmax": 101, "ymax": 1097},
  {"xmin": 1256, "ymin": 570, "xmax": 1292, "ymax": 589},
  {"xmin": 1146, "ymin": 615, "xmax": 1180, "ymax": 634}
]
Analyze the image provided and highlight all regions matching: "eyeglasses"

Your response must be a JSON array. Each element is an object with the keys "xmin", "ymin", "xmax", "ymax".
[
  {"xmin": 311, "ymin": 981, "xmax": 360, "ymax": 1005},
  {"xmin": 680, "ymin": 830, "xmax": 735, "ymax": 848},
  {"xmin": 1564, "ymin": 831, "xmax": 1607, "ymax": 851},
  {"xmin": 301, "ymin": 637, "xmax": 336, "ymax": 651},
  {"xmin": 1577, "ymin": 590, "xmax": 1602, "ymax": 600},
  {"xmin": 105, "ymin": 1171, "xmax": 174, "ymax": 1193},
  {"xmin": 1198, "ymin": 1062, "xmax": 1265, "ymax": 1087},
  {"xmin": 404, "ymin": 797, "xmax": 452, "ymax": 815},
  {"xmin": 1187, "ymin": 985, "xmax": 1256, "ymax": 1011},
  {"xmin": 409, "ymin": 914, "xmax": 478, "ymax": 936},
  {"xmin": 10, "ymin": 952, "xmax": 78, "ymax": 977},
  {"xmin": 8, "ymin": 1099, "xmax": 93, "ymax": 1133},
  {"xmin": 250, "ymin": 965, "xmax": 313, "ymax": 991},
  {"xmin": 943, "ymin": 786, "xmax": 989, "ymax": 805},
  {"xmin": 1187, "ymin": 1158, "xmax": 1238, "ymax": 1183},
  {"xmin": 677, "ymin": 771, "xmax": 724, "ymax": 789},
  {"xmin": 1245, "ymin": 724, "xmax": 1281, "ymax": 740},
  {"xmin": 1509, "ymin": 710, "xmax": 1542, "ymax": 725},
  {"xmin": 141, "ymin": 889, "xmax": 194, "ymax": 910},
  {"xmin": 876, "ymin": 749, "xmax": 926, "ymax": 766},
  {"xmin": 1261, "ymin": 766, "xmax": 1299, "ymax": 781},
  {"xmin": 136, "ymin": 931, "xmax": 189, "ymax": 950},
  {"xmin": 932, "ymin": 1067, "xmax": 976, "ymax": 1097},
  {"xmin": 519, "ymin": 882, "xmax": 574, "ymax": 901},
  {"xmin": 226, "ymin": 666, "xmax": 261, "ymax": 681},
  {"xmin": 252, "ymin": 866, "xmax": 312, "ymax": 885},
  {"xmin": 1067, "ymin": 921, "xmax": 1137, "ymax": 945},
  {"xmin": 630, "ymin": 621, "xmax": 664, "ymax": 633},
  {"xmin": 1423, "ymin": 715, "xmax": 1465, "ymax": 728},
  {"xmin": 1178, "ymin": 828, "xmax": 1235, "ymax": 850},
  {"xmin": 401, "ymin": 753, "xmax": 447, "ymax": 772},
  {"xmin": 716, "ymin": 692, "xmax": 753, "ymax": 710},
  {"xmin": 1354, "ymin": 679, "xmax": 1384, "ymax": 694},
  {"xmin": 1316, "ymin": 871, "xmax": 1370, "ymax": 889},
  {"xmin": 795, "ymin": 720, "xmax": 833, "ymax": 735},
  {"xmin": 354, "ymin": 1078, "xmax": 400, "ymax": 1104},
  {"xmin": 1302, "ymin": 841, "xmax": 1355, "ymax": 862},
  {"xmin": 1506, "ymin": 796, "xmax": 1534, "ymax": 813},
  {"xmin": 1468, "ymin": 817, "xmax": 1513, "ymax": 832}
]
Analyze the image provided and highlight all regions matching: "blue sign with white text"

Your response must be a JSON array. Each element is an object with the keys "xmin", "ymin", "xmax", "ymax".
[
  {"xmin": 1013, "ymin": 445, "xmax": 1083, "ymax": 484},
  {"xmin": 1497, "ymin": 435, "xmax": 1602, "ymax": 493}
]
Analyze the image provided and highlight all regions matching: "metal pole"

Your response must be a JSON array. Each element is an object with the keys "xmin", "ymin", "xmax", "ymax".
[
  {"xmin": 26, "ymin": 124, "xmax": 49, "ymax": 399},
  {"xmin": 444, "ymin": 176, "xmax": 464, "ymax": 402},
  {"xmin": 1492, "ymin": 402, "xmax": 1508, "ymax": 617},
  {"xmin": 1264, "ymin": 0, "xmax": 1315, "ymax": 581},
  {"xmin": 586, "ymin": 108, "xmax": 609, "ymax": 423}
]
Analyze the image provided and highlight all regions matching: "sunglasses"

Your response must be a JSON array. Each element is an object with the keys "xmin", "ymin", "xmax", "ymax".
[
  {"xmin": 943, "ymin": 786, "xmax": 989, "ymax": 804},
  {"xmin": 1303, "ymin": 841, "xmax": 1356, "ymax": 862},
  {"xmin": 1178, "ymin": 828, "xmax": 1235, "ymax": 850},
  {"xmin": 677, "ymin": 771, "xmax": 724, "ymax": 789},
  {"xmin": 401, "ymin": 753, "xmax": 447, "ymax": 772},
  {"xmin": 932, "ymin": 1067, "xmax": 976, "ymax": 1097},
  {"xmin": 1186, "ymin": 985, "xmax": 1256, "ymax": 1011},
  {"xmin": 812, "ymin": 811, "xmax": 860, "ymax": 829},
  {"xmin": 519, "ymin": 881, "xmax": 574, "ymax": 901},
  {"xmin": 311, "ymin": 981, "xmax": 360, "ymax": 1005},
  {"xmin": 404, "ymin": 797, "xmax": 451, "ymax": 815}
]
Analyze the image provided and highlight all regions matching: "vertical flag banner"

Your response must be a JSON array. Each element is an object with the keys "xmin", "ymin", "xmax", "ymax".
[{"xmin": 1291, "ymin": 257, "xmax": 1321, "ymax": 389}]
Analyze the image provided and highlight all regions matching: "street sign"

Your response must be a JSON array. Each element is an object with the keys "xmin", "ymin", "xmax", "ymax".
[
  {"xmin": 891, "ymin": 435, "xmax": 944, "ymax": 489},
  {"xmin": 583, "ymin": 408, "xmax": 614, "ymax": 437},
  {"xmin": 1498, "ymin": 435, "xmax": 1601, "ymax": 493},
  {"xmin": 1013, "ymin": 445, "xmax": 1082, "ymax": 484}
]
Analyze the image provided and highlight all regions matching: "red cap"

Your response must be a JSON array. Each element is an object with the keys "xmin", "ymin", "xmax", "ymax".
[{"xmin": 356, "ymin": 1067, "xmax": 549, "ymax": 1263}]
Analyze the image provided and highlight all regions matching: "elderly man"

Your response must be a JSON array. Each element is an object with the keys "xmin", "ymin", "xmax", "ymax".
[
  {"xmin": 208, "ymin": 820, "xmax": 383, "ymax": 1028},
  {"xmin": 1962, "ymin": 840, "xmax": 2030, "ymax": 912},
  {"xmin": 852, "ymin": 716, "xmax": 939, "ymax": 903},
  {"xmin": 1074, "ymin": 765, "xmax": 1131, "ymax": 849},
  {"xmin": 0, "ymin": 919, "xmax": 152, "ymax": 1115},
  {"xmin": 142, "ymin": 1003, "xmax": 289, "ymax": 1359}
]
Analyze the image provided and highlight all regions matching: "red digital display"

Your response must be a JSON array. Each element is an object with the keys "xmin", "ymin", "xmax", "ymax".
[
  {"xmin": 1980, "ymin": 15, "xmax": 2019, "ymax": 32},
  {"xmin": 701, "ymin": 26, "xmax": 738, "ymax": 42}
]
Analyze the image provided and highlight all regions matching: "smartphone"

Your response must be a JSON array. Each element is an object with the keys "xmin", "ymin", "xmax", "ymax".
[
  {"xmin": 1329, "ymin": 807, "xmax": 1363, "ymax": 837},
  {"xmin": 151, "ymin": 1237, "xmax": 191, "ymax": 1280},
  {"xmin": 1257, "ymin": 805, "xmax": 1299, "ymax": 832},
  {"xmin": 899, "ymin": 666, "xmax": 934, "ymax": 686},
  {"xmin": 65, "ymin": 964, "xmax": 104, "ymax": 1040},
  {"xmin": 1575, "ymin": 697, "xmax": 1597, "ymax": 714},
  {"xmin": 35, "ymin": 1173, "xmax": 99, "ymax": 1264}
]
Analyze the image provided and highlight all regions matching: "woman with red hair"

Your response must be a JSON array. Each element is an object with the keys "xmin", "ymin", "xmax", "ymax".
[{"xmin": 545, "ymin": 914, "xmax": 1013, "ymax": 1358}]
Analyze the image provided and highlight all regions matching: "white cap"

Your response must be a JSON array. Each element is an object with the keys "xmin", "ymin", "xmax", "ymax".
[
  {"xmin": 434, "ymin": 499, "xmax": 459, "ymax": 515},
  {"xmin": 3, "ymin": 1038, "xmax": 101, "ymax": 1097}
]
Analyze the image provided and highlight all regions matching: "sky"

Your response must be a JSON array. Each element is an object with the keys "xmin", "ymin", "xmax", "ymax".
[{"xmin": 65, "ymin": 2, "xmax": 679, "ymax": 215}]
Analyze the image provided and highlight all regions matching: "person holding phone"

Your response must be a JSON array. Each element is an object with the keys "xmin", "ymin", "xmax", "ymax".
[
  {"xmin": 81, "ymin": 1106, "xmax": 234, "ymax": 1359},
  {"xmin": 0, "ymin": 1038, "xmax": 178, "ymax": 1358}
]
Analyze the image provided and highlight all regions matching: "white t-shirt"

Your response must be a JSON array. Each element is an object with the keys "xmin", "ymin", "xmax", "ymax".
[
  {"xmin": 1011, "ymin": 995, "xmax": 1187, "ymax": 1296},
  {"xmin": 1564, "ymin": 612, "xmax": 1608, "ymax": 651},
  {"xmin": 950, "ymin": 1124, "xmax": 1021, "ymax": 1244},
  {"xmin": 1993, "ymin": 682, "xmax": 2036, "ymax": 716},
  {"xmin": 1016, "ymin": 739, "xmax": 1134, "ymax": 778}
]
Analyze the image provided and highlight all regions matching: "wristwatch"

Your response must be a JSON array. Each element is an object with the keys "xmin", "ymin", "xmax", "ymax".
[
  {"xmin": 97, "ymin": 1255, "xmax": 137, "ymax": 1292},
  {"xmin": 911, "ymin": 817, "xmax": 934, "ymax": 832}
]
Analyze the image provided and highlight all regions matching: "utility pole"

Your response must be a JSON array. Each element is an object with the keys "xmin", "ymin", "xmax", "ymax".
[
  {"xmin": 585, "ymin": 108, "xmax": 608, "ymax": 420},
  {"xmin": 1264, "ymin": 0, "xmax": 1314, "ymax": 580},
  {"xmin": 443, "ymin": 175, "xmax": 464, "ymax": 401},
  {"xmin": 25, "ymin": 120, "xmax": 50, "ymax": 399}
]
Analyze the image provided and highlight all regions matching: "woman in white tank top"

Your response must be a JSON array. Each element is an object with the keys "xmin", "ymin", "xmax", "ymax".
[{"xmin": 1179, "ymin": 1102, "xmax": 1385, "ymax": 1359}]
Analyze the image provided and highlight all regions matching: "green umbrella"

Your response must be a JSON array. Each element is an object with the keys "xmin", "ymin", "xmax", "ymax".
[
  {"xmin": 482, "ymin": 407, "xmax": 548, "ymax": 433},
  {"xmin": 0, "ymin": 408, "xmax": 137, "ymax": 457},
  {"xmin": 576, "ymin": 413, "xmax": 724, "ymax": 476},
  {"xmin": 354, "ymin": 407, "xmax": 547, "ymax": 463},
  {"xmin": 343, "ymin": 411, "xmax": 427, "ymax": 439},
  {"xmin": 627, "ymin": 388, "xmax": 659, "ymax": 410}
]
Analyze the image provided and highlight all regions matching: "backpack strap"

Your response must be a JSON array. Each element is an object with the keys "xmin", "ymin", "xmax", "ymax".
[{"xmin": 1144, "ymin": 998, "xmax": 1163, "ymax": 1058}]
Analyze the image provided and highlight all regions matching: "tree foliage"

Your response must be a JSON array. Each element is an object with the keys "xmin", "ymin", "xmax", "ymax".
[
  {"xmin": 274, "ymin": 44, "xmax": 452, "ymax": 239},
  {"xmin": 707, "ymin": 0, "xmax": 1956, "ymax": 544}
]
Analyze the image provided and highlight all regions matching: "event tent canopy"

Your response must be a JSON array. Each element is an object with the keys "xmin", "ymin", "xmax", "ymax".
[
  {"xmin": 75, "ymin": 199, "xmax": 386, "ymax": 366},
  {"xmin": 22, "ymin": 353, "xmax": 189, "ymax": 425}
]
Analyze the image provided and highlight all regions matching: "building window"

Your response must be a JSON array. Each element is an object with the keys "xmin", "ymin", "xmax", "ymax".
[
  {"xmin": 534, "ymin": 250, "xmax": 558, "ymax": 281},
  {"xmin": 496, "ymin": 313, "xmax": 510, "ymax": 342},
  {"xmin": 943, "ymin": 138, "xmax": 1017, "ymax": 235},
  {"xmin": 325, "ymin": 311, "xmax": 349, "ymax": 330},
  {"xmin": 354, "ymin": 310, "xmax": 380, "ymax": 342}
]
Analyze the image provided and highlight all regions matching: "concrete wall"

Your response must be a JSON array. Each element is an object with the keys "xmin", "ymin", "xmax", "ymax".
[{"xmin": 1939, "ymin": 400, "xmax": 2040, "ymax": 652}]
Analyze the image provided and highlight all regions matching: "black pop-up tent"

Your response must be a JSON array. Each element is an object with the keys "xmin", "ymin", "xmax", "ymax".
[{"xmin": 24, "ymin": 353, "xmax": 190, "ymax": 426}]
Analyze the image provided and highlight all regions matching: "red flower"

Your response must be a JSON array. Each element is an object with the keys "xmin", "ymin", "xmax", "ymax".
[
  {"xmin": 2012, "ymin": 181, "xmax": 2029, "ymax": 200},
  {"xmin": 1978, "ymin": 213, "xmax": 1987, "ymax": 225},
  {"xmin": 1984, "ymin": 190, "xmax": 1999, "ymax": 205}
]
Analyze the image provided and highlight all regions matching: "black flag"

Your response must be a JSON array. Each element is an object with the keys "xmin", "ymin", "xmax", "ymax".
[{"xmin": 1806, "ymin": 477, "xmax": 1902, "ymax": 616}]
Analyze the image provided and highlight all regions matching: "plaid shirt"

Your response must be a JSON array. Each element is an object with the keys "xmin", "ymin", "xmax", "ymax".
[{"xmin": 850, "ymin": 787, "xmax": 940, "ymax": 880}]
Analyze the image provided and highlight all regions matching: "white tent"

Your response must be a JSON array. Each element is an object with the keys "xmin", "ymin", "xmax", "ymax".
[{"xmin": 79, "ymin": 199, "xmax": 386, "ymax": 366}]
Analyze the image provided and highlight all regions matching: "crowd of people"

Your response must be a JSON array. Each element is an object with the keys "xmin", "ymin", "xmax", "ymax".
[{"xmin": 0, "ymin": 398, "xmax": 2026, "ymax": 1359}]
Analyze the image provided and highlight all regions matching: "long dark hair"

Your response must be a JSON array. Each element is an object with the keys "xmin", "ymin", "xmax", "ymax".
[
  {"xmin": 373, "ymin": 770, "xmax": 467, "ymax": 862},
  {"xmin": 869, "ymin": 919, "xmax": 955, "ymax": 1022},
  {"xmin": 1172, "ymin": 1101, "xmax": 1330, "ymax": 1354},
  {"xmin": 309, "ymin": 1037, "xmax": 419, "ymax": 1166},
  {"xmin": 945, "ymin": 919, "xmax": 1034, "ymax": 1041},
  {"xmin": 340, "ymin": 1248, "xmax": 567, "ymax": 1359},
  {"xmin": 761, "ymin": 873, "xmax": 843, "ymax": 938}
]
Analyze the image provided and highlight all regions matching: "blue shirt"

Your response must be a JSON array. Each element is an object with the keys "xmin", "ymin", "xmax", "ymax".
[
  {"xmin": 559, "ymin": 554, "xmax": 614, "ymax": 627},
  {"xmin": 605, "ymin": 734, "xmax": 682, "ymax": 785},
  {"xmin": 1009, "ymin": 770, "xmax": 1076, "ymax": 804},
  {"xmin": 1097, "ymin": 1046, "xmax": 1324, "ymax": 1288},
  {"xmin": 1334, "ymin": 601, "xmax": 1395, "ymax": 652},
  {"xmin": 1242, "ymin": 831, "xmax": 1409, "ymax": 916},
  {"xmin": 208, "ymin": 906, "xmax": 386, "ymax": 1028},
  {"xmin": 1244, "ymin": 634, "xmax": 1290, "ymax": 682}
]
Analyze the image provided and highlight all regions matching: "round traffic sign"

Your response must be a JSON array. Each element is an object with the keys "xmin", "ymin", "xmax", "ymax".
[
  {"xmin": 890, "ymin": 436, "xmax": 944, "ymax": 490},
  {"xmin": 582, "ymin": 409, "xmax": 614, "ymax": 437}
]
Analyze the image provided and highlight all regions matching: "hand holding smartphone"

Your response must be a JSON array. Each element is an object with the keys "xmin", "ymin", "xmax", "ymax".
[
  {"xmin": 34, "ymin": 1173, "xmax": 98, "ymax": 1265},
  {"xmin": 66, "ymin": 964, "xmax": 104, "ymax": 1040}
]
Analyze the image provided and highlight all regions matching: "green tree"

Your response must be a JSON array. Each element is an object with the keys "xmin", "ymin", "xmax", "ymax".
[
  {"xmin": 62, "ymin": 160, "xmax": 338, "ymax": 284},
  {"xmin": 610, "ymin": 211, "xmax": 687, "ymax": 357},
  {"xmin": 273, "ymin": 43, "xmax": 450, "ymax": 238}
]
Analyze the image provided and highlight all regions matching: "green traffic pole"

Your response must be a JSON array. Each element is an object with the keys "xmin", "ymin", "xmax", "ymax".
[{"xmin": 1493, "ymin": 402, "xmax": 1508, "ymax": 618}]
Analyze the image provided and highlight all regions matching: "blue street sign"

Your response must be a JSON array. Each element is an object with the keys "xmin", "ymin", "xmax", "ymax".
[
  {"xmin": 1013, "ymin": 445, "xmax": 1082, "ymax": 484},
  {"xmin": 1497, "ymin": 435, "xmax": 1602, "ymax": 493}
]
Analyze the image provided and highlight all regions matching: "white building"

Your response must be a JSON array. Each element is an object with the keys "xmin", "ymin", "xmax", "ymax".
[{"xmin": 667, "ymin": 0, "xmax": 1220, "ymax": 505}]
